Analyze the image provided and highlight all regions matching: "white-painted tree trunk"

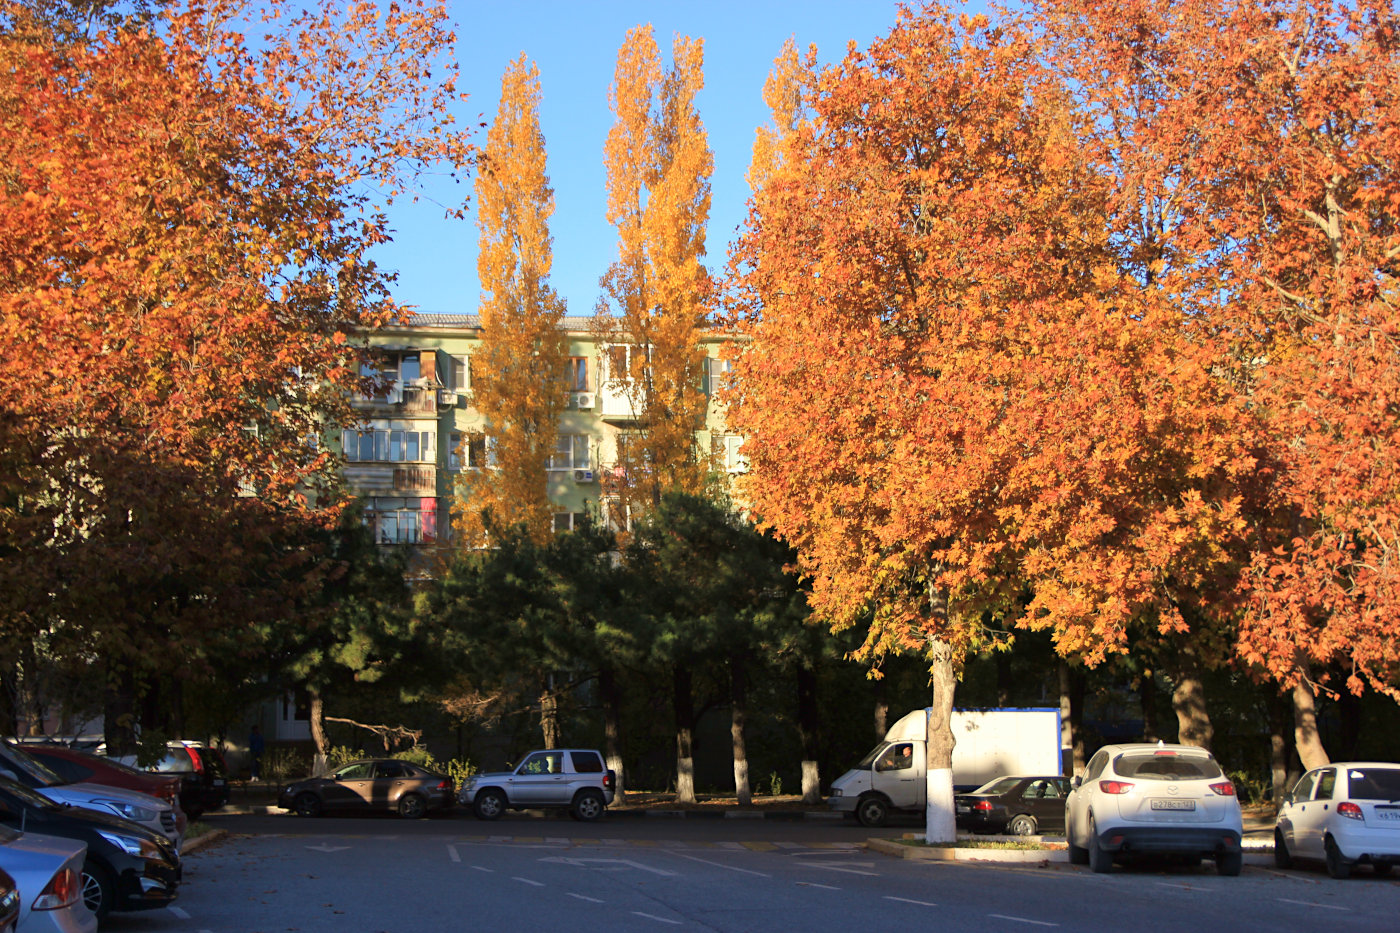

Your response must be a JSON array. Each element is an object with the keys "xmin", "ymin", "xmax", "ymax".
[
  {"xmin": 801, "ymin": 760, "xmax": 820, "ymax": 802},
  {"xmin": 925, "ymin": 767, "xmax": 956, "ymax": 844}
]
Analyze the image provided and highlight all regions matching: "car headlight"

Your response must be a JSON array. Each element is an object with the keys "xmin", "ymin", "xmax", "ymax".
[
  {"xmin": 93, "ymin": 798, "xmax": 158, "ymax": 823},
  {"xmin": 97, "ymin": 830, "xmax": 162, "ymax": 860},
  {"xmin": 829, "ymin": 788, "xmax": 843, "ymax": 797}
]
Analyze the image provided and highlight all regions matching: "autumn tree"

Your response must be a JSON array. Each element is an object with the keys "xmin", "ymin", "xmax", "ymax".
[
  {"xmin": 456, "ymin": 54, "xmax": 568, "ymax": 546},
  {"xmin": 0, "ymin": 0, "xmax": 472, "ymax": 748},
  {"xmin": 597, "ymin": 25, "xmax": 714, "ymax": 524}
]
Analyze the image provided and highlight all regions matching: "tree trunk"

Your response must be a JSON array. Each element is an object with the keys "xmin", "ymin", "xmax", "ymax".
[
  {"xmin": 600, "ymin": 665, "xmax": 626, "ymax": 799},
  {"xmin": 925, "ymin": 635, "xmax": 958, "ymax": 845},
  {"xmin": 673, "ymin": 665, "xmax": 696, "ymax": 803},
  {"xmin": 103, "ymin": 663, "xmax": 138, "ymax": 757},
  {"xmin": 540, "ymin": 679, "xmax": 559, "ymax": 749},
  {"xmin": 1170, "ymin": 647, "xmax": 1213, "ymax": 750},
  {"xmin": 796, "ymin": 664, "xmax": 821, "ymax": 804},
  {"xmin": 310, "ymin": 691, "xmax": 328, "ymax": 776},
  {"xmin": 1293, "ymin": 680, "xmax": 1330, "ymax": 771},
  {"xmin": 1139, "ymin": 668, "xmax": 1158, "ymax": 742},
  {"xmin": 1059, "ymin": 661, "xmax": 1086, "ymax": 775},
  {"xmin": 730, "ymin": 655, "xmax": 751, "ymax": 805},
  {"xmin": 1268, "ymin": 689, "xmax": 1293, "ymax": 810},
  {"xmin": 873, "ymin": 675, "xmax": 888, "ymax": 740}
]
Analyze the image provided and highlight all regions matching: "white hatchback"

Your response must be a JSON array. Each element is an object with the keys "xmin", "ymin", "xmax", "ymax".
[
  {"xmin": 1065, "ymin": 742, "xmax": 1244, "ymax": 875},
  {"xmin": 1274, "ymin": 762, "xmax": 1400, "ymax": 878}
]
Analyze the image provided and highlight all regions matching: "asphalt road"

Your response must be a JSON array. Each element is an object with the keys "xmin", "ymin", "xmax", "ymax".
[{"xmin": 94, "ymin": 810, "xmax": 1400, "ymax": 933}]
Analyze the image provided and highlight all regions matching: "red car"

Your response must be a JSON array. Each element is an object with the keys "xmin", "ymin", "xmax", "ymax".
[{"xmin": 22, "ymin": 744, "xmax": 187, "ymax": 838}]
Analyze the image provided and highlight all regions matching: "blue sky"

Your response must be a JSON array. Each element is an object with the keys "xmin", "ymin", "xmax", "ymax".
[{"xmin": 371, "ymin": 0, "xmax": 942, "ymax": 317}]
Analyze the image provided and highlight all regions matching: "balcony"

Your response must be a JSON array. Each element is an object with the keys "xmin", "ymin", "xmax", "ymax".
[{"xmin": 394, "ymin": 465, "xmax": 436, "ymax": 495}]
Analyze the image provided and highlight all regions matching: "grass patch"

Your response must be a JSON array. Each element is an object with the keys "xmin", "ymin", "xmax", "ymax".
[
  {"xmin": 893, "ymin": 837, "xmax": 1047, "ymax": 851},
  {"xmin": 186, "ymin": 820, "xmax": 212, "ymax": 840}
]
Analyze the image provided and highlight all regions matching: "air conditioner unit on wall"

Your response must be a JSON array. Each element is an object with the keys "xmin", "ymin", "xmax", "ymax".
[
  {"xmin": 437, "ymin": 389, "xmax": 457, "ymax": 406},
  {"xmin": 574, "ymin": 469, "xmax": 596, "ymax": 483},
  {"xmin": 573, "ymin": 392, "xmax": 595, "ymax": 410}
]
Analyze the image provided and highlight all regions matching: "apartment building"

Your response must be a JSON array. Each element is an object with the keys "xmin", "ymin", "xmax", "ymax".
[{"xmin": 340, "ymin": 313, "xmax": 744, "ymax": 548}]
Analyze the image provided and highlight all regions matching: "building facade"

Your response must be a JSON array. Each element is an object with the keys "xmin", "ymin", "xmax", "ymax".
[{"xmin": 340, "ymin": 313, "xmax": 743, "ymax": 548}]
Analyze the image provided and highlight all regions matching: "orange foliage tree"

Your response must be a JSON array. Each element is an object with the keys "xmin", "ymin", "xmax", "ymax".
[
  {"xmin": 597, "ymin": 25, "xmax": 713, "ymax": 524},
  {"xmin": 456, "ymin": 54, "xmax": 568, "ymax": 545},
  {"xmin": 0, "ymin": 0, "xmax": 472, "ymax": 737},
  {"xmin": 728, "ymin": 6, "xmax": 1263, "ymax": 839}
]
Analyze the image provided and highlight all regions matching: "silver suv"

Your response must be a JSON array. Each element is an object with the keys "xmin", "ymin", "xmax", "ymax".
[
  {"xmin": 459, "ymin": 749, "xmax": 615, "ymax": 822},
  {"xmin": 1065, "ymin": 742, "xmax": 1244, "ymax": 875}
]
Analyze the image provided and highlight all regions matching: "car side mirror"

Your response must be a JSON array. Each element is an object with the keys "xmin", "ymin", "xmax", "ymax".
[{"xmin": 1071, "ymin": 775, "xmax": 1082, "ymax": 789}]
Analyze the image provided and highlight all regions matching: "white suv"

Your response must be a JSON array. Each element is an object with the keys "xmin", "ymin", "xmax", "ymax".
[
  {"xmin": 1274, "ymin": 762, "xmax": 1400, "ymax": 878},
  {"xmin": 1065, "ymin": 743, "xmax": 1244, "ymax": 875}
]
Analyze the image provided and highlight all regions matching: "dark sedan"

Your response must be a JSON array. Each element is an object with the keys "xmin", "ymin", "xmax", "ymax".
[
  {"xmin": 0, "ymin": 777, "xmax": 179, "ymax": 921},
  {"xmin": 955, "ymin": 775, "xmax": 1071, "ymax": 835},
  {"xmin": 279, "ymin": 759, "xmax": 454, "ymax": 819}
]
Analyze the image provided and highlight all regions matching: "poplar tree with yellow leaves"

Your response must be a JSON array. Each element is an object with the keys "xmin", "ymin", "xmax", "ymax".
[
  {"xmin": 457, "ymin": 54, "xmax": 568, "ymax": 545},
  {"xmin": 598, "ymin": 25, "xmax": 713, "ymax": 524}
]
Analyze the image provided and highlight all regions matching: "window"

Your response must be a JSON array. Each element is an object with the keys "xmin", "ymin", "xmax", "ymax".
[
  {"xmin": 712, "ymin": 433, "xmax": 748, "ymax": 473},
  {"xmin": 606, "ymin": 344, "xmax": 649, "ymax": 383},
  {"xmin": 365, "ymin": 497, "xmax": 437, "ymax": 544},
  {"xmin": 342, "ymin": 427, "xmax": 436, "ymax": 463},
  {"xmin": 1315, "ymin": 768, "xmax": 1336, "ymax": 800},
  {"xmin": 552, "ymin": 512, "xmax": 588, "ymax": 533},
  {"xmin": 451, "ymin": 355, "xmax": 469, "ymax": 392},
  {"xmin": 449, "ymin": 432, "xmax": 491, "ymax": 471},
  {"xmin": 566, "ymin": 356, "xmax": 589, "ymax": 391},
  {"xmin": 602, "ymin": 496, "xmax": 631, "ymax": 534},
  {"xmin": 570, "ymin": 751, "xmax": 604, "ymax": 773},
  {"xmin": 705, "ymin": 356, "xmax": 733, "ymax": 394},
  {"xmin": 547, "ymin": 434, "xmax": 591, "ymax": 471}
]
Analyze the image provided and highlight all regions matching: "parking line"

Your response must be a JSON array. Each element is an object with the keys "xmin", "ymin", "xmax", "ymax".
[
  {"xmin": 1277, "ymin": 899, "xmax": 1350, "ymax": 912},
  {"xmin": 667, "ymin": 850, "xmax": 770, "ymax": 876},
  {"xmin": 988, "ymin": 914, "xmax": 1058, "ymax": 927},
  {"xmin": 447, "ymin": 845, "xmax": 460, "ymax": 863},
  {"xmin": 168, "ymin": 907, "xmax": 191, "ymax": 919},
  {"xmin": 568, "ymin": 893, "xmax": 605, "ymax": 904},
  {"xmin": 633, "ymin": 912, "xmax": 682, "ymax": 925},
  {"xmin": 513, "ymin": 876, "xmax": 545, "ymax": 887},
  {"xmin": 811, "ymin": 864, "xmax": 878, "ymax": 876},
  {"xmin": 471, "ymin": 865, "xmax": 494, "ymax": 873},
  {"xmin": 797, "ymin": 881, "xmax": 841, "ymax": 890},
  {"xmin": 885, "ymin": 896, "xmax": 938, "ymax": 907}
]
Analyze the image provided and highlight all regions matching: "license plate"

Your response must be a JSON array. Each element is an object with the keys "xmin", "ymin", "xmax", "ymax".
[
  {"xmin": 1151, "ymin": 799, "xmax": 1196, "ymax": 811},
  {"xmin": 1375, "ymin": 808, "xmax": 1400, "ymax": 821},
  {"xmin": 956, "ymin": 806, "xmax": 969, "ymax": 813}
]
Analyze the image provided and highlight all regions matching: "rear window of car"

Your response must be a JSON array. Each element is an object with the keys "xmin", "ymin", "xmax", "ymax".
[
  {"xmin": 1114, "ymin": 753, "xmax": 1223, "ymax": 781},
  {"xmin": 570, "ymin": 751, "xmax": 604, "ymax": 773},
  {"xmin": 1347, "ymin": 768, "xmax": 1400, "ymax": 800},
  {"xmin": 972, "ymin": 777, "xmax": 1023, "ymax": 796},
  {"xmin": 31, "ymin": 754, "xmax": 93, "ymax": 784}
]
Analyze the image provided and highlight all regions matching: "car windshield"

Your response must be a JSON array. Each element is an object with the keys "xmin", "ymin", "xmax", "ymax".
[
  {"xmin": 855, "ymin": 743, "xmax": 888, "ymax": 769},
  {"xmin": 0, "ymin": 778, "xmax": 61, "ymax": 810},
  {"xmin": 1346, "ymin": 767, "xmax": 1400, "ymax": 800},
  {"xmin": 1114, "ymin": 752, "xmax": 1223, "ymax": 781},
  {"xmin": 972, "ymin": 777, "xmax": 1023, "ymax": 796},
  {"xmin": 0, "ymin": 744, "xmax": 67, "ymax": 787}
]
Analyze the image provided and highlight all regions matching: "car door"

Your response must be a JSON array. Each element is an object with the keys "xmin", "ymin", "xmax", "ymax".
[
  {"xmin": 870, "ymin": 742, "xmax": 921, "ymax": 809},
  {"xmin": 367, "ymin": 762, "xmax": 409, "ymax": 810},
  {"xmin": 325, "ymin": 762, "xmax": 375, "ymax": 810},
  {"xmin": 511, "ymin": 752, "xmax": 566, "ymax": 804},
  {"xmin": 1282, "ymin": 770, "xmax": 1323, "ymax": 858},
  {"xmin": 1027, "ymin": 779, "xmax": 1065, "ymax": 831}
]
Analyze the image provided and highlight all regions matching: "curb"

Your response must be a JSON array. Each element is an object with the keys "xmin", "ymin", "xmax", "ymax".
[
  {"xmin": 181, "ymin": 828, "xmax": 228, "ymax": 855},
  {"xmin": 212, "ymin": 804, "xmax": 849, "ymax": 820},
  {"xmin": 869, "ymin": 837, "xmax": 1069, "ymax": 863}
]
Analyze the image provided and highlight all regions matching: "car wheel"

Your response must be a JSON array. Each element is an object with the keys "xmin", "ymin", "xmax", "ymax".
[
  {"xmin": 1067, "ymin": 815, "xmax": 1089, "ymax": 864},
  {"xmin": 397, "ymin": 793, "xmax": 427, "ymax": 819},
  {"xmin": 1216, "ymin": 849, "xmax": 1243, "ymax": 877},
  {"xmin": 294, "ymin": 792, "xmax": 323, "ymax": 818},
  {"xmin": 1007, "ymin": 814, "xmax": 1037, "ymax": 836},
  {"xmin": 572, "ymin": 790, "xmax": 606, "ymax": 822},
  {"xmin": 81, "ymin": 859, "xmax": 116, "ymax": 921},
  {"xmin": 474, "ymin": 789, "xmax": 506, "ymax": 821},
  {"xmin": 856, "ymin": 795, "xmax": 889, "ymax": 828},
  {"xmin": 1087, "ymin": 815, "xmax": 1113, "ymax": 874},
  {"xmin": 1273, "ymin": 829, "xmax": 1294, "ymax": 869},
  {"xmin": 1325, "ymin": 836, "xmax": 1352, "ymax": 879},
  {"xmin": 1374, "ymin": 861, "xmax": 1393, "ymax": 877}
]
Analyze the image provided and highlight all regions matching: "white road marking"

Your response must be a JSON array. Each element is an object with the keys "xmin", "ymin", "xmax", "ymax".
[
  {"xmin": 810, "ymin": 863, "xmax": 879, "ymax": 876},
  {"xmin": 665, "ymin": 850, "xmax": 770, "ymax": 877},
  {"xmin": 447, "ymin": 845, "xmax": 460, "ymax": 863},
  {"xmin": 885, "ymin": 896, "xmax": 938, "ymax": 907},
  {"xmin": 797, "ymin": 881, "xmax": 841, "ymax": 890},
  {"xmin": 513, "ymin": 876, "xmax": 545, "ymax": 887},
  {"xmin": 988, "ymin": 914, "xmax": 1058, "ymax": 927},
  {"xmin": 471, "ymin": 865, "xmax": 494, "ymax": 873},
  {"xmin": 168, "ymin": 907, "xmax": 191, "ymax": 919},
  {"xmin": 633, "ymin": 912, "xmax": 682, "ymax": 925},
  {"xmin": 539, "ymin": 856, "xmax": 678, "ymax": 876},
  {"xmin": 1277, "ymin": 898, "xmax": 1351, "ymax": 912},
  {"xmin": 305, "ymin": 844, "xmax": 349, "ymax": 852},
  {"xmin": 568, "ymin": 893, "xmax": 605, "ymax": 904},
  {"xmin": 1154, "ymin": 882, "xmax": 1192, "ymax": 889}
]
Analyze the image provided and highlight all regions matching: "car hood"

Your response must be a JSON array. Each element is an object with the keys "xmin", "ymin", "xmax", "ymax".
[{"xmin": 38, "ymin": 782, "xmax": 169, "ymax": 812}]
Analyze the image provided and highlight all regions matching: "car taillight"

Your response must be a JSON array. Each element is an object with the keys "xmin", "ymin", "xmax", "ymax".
[
  {"xmin": 435, "ymin": 780, "xmax": 451, "ymax": 792},
  {"xmin": 32, "ymin": 867, "xmax": 79, "ymax": 911},
  {"xmin": 1098, "ymin": 780, "xmax": 1134, "ymax": 795},
  {"xmin": 1338, "ymin": 801, "xmax": 1364, "ymax": 820},
  {"xmin": 1209, "ymin": 781, "xmax": 1237, "ymax": 796},
  {"xmin": 185, "ymin": 745, "xmax": 203, "ymax": 773},
  {"xmin": 603, "ymin": 771, "xmax": 615, "ymax": 790},
  {"xmin": 974, "ymin": 800, "xmax": 994, "ymax": 811}
]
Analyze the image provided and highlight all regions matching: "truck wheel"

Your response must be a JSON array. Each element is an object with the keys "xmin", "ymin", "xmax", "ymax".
[
  {"xmin": 572, "ymin": 790, "xmax": 605, "ymax": 822},
  {"xmin": 856, "ymin": 795, "xmax": 889, "ymax": 828}
]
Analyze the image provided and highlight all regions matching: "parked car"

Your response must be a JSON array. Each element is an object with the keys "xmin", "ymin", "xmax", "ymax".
[
  {"xmin": 0, "ymin": 778, "xmax": 178, "ymax": 921},
  {"xmin": 0, "ymin": 826, "xmax": 94, "ymax": 933},
  {"xmin": 955, "ymin": 775, "xmax": 1071, "ymax": 835},
  {"xmin": 20, "ymin": 746, "xmax": 186, "ymax": 843},
  {"xmin": 1065, "ymin": 742, "xmax": 1243, "ymax": 875},
  {"xmin": 0, "ymin": 866, "xmax": 15, "ymax": 933},
  {"xmin": 278, "ymin": 759, "xmax": 454, "ymax": 819},
  {"xmin": 0, "ymin": 743, "xmax": 181, "ymax": 851},
  {"xmin": 459, "ymin": 749, "xmax": 615, "ymax": 822},
  {"xmin": 99, "ymin": 741, "xmax": 229, "ymax": 821},
  {"xmin": 1274, "ymin": 761, "xmax": 1400, "ymax": 878}
]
